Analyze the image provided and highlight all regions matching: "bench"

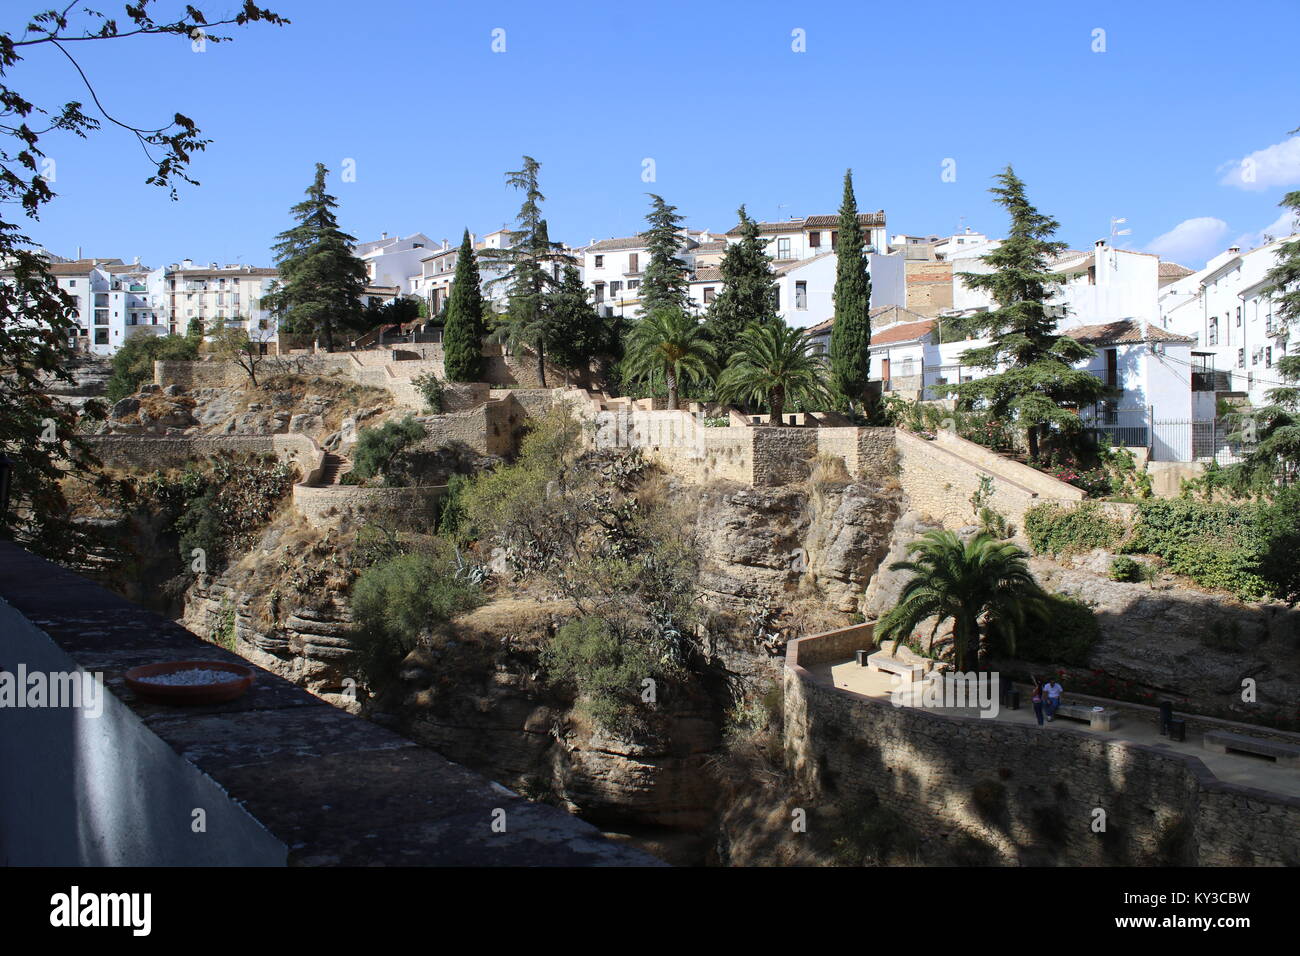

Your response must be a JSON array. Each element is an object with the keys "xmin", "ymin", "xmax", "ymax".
[
  {"xmin": 1202, "ymin": 730, "xmax": 1300, "ymax": 765},
  {"xmin": 866, "ymin": 650, "xmax": 926, "ymax": 684},
  {"xmin": 1053, "ymin": 702, "xmax": 1120, "ymax": 731}
]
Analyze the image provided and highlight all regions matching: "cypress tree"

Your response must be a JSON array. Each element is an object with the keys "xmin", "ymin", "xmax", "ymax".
[
  {"xmin": 639, "ymin": 194, "xmax": 691, "ymax": 316},
  {"xmin": 269, "ymin": 163, "xmax": 368, "ymax": 352},
  {"xmin": 442, "ymin": 229, "xmax": 485, "ymax": 382},
  {"xmin": 829, "ymin": 169, "xmax": 872, "ymax": 410},
  {"xmin": 703, "ymin": 205, "xmax": 779, "ymax": 346},
  {"xmin": 951, "ymin": 165, "xmax": 1106, "ymax": 459}
]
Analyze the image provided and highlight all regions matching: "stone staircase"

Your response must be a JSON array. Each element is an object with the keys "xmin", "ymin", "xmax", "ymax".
[{"xmin": 318, "ymin": 452, "xmax": 353, "ymax": 485}]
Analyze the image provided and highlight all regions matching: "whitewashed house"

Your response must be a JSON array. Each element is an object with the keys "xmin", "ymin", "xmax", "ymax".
[
  {"xmin": 354, "ymin": 232, "xmax": 434, "ymax": 297},
  {"xmin": 1159, "ymin": 235, "xmax": 1298, "ymax": 409}
]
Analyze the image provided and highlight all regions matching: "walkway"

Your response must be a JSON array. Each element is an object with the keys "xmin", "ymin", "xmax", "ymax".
[{"xmin": 813, "ymin": 657, "xmax": 1300, "ymax": 799}]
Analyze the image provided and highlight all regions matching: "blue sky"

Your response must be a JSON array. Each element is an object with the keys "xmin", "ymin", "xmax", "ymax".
[{"xmin": 7, "ymin": 0, "xmax": 1300, "ymax": 269}]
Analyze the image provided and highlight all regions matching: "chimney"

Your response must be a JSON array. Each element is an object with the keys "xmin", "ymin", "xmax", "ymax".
[
  {"xmin": 381, "ymin": 232, "xmax": 388, "ymax": 240},
  {"xmin": 1228, "ymin": 245, "xmax": 1241, "ymax": 255},
  {"xmin": 1095, "ymin": 238, "xmax": 1107, "ymax": 249},
  {"xmin": 442, "ymin": 239, "xmax": 449, "ymax": 250},
  {"xmin": 133, "ymin": 255, "xmax": 140, "ymax": 265},
  {"xmin": 469, "ymin": 233, "xmax": 476, "ymax": 245}
]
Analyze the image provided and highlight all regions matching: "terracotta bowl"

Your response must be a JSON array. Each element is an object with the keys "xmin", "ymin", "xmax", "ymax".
[{"xmin": 124, "ymin": 660, "xmax": 255, "ymax": 705}]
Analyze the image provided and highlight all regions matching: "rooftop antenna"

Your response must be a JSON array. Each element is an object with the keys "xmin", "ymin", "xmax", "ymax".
[{"xmin": 1110, "ymin": 217, "xmax": 1131, "ymax": 239}]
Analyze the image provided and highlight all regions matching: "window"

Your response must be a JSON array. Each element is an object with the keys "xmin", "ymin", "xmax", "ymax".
[
  {"xmin": 628, "ymin": 280, "xmax": 639, "ymax": 290},
  {"xmin": 809, "ymin": 231, "xmax": 821, "ymax": 249},
  {"xmin": 1105, "ymin": 348, "xmax": 1118, "ymax": 389},
  {"xmin": 68, "ymin": 279, "xmax": 77, "ymax": 288},
  {"xmin": 777, "ymin": 238, "xmax": 791, "ymax": 260},
  {"xmin": 94, "ymin": 329, "xmax": 108, "ymax": 345},
  {"xmin": 1235, "ymin": 306, "xmax": 1241, "ymax": 327},
  {"xmin": 1208, "ymin": 317, "xmax": 1218, "ymax": 346},
  {"xmin": 610, "ymin": 280, "xmax": 622, "ymax": 297},
  {"xmin": 830, "ymin": 231, "xmax": 839, "ymax": 250},
  {"xmin": 703, "ymin": 287, "xmax": 715, "ymax": 305},
  {"xmin": 594, "ymin": 282, "xmax": 605, "ymax": 302},
  {"xmin": 795, "ymin": 281, "xmax": 807, "ymax": 310},
  {"xmin": 594, "ymin": 255, "xmax": 604, "ymax": 268},
  {"xmin": 1237, "ymin": 348, "xmax": 1245, "ymax": 368},
  {"xmin": 627, "ymin": 253, "xmax": 639, "ymax": 273},
  {"xmin": 1266, "ymin": 346, "xmax": 1273, "ymax": 367}
]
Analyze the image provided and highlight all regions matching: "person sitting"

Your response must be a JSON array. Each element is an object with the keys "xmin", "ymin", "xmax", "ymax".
[{"xmin": 1044, "ymin": 678, "xmax": 1063, "ymax": 721}]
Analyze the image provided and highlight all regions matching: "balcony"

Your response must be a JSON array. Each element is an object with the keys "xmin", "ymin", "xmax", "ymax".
[{"xmin": 1192, "ymin": 370, "xmax": 1230, "ymax": 392}]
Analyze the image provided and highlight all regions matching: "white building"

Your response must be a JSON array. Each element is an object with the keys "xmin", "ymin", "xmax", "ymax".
[
  {"xmin": 729, "ymin": 212, "xmax": 889, "ymax": 261},
  {"xmin": 164, "ymin": 260, "xmax": 280, "ymax": 343},
  {"xmin": 1159, "ymin": 235, "xmax": 1298, "ymax": 409},
  {"xmin": 583, "ymin": 231, "xmax": 702, "ymax": 319},
  {"xmin": 354, "ymin": 232, "xmax": 434, "ymax": 296}
]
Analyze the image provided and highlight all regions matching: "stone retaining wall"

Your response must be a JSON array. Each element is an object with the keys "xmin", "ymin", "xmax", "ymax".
[
  {"xmin": 783, "ymin": 626, "xmax": 1300, "ymax": 866},
  {"xmin": 894, "ymin": 428, "xmax": 1081, "ymax": 532},
  {"xmin": 291, "ymin": 483, "xmax": 447, "ymax": 527}
]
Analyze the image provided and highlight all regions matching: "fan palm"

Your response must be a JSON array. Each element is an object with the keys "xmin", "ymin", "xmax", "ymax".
[
  {"xmin": 715, "ymin": 321, "xmax": 832, "ymax": 425},
  {"xmin": 622, "ymin": 307, "xmax": 716, "ymax": 410},
  {"xmin": 874, "ymin": 530, "xmax": 1046, "ymax": 672}
]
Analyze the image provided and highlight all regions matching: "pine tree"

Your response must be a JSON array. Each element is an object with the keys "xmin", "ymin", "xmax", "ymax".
[
  {"xmin": 479, "ymin": 156, "xmax": 573, "ymax": 386},
  {"xmin": 703, "ymin": 205, "xmax": 779, "ymax": 345},
  {"xmin": 268, "ymin": 163, "xmax": 368, "ymax": 352},
  {"xmin": 829, "ymin": 169, "xmax": 873, "ymax": 410},
  {"xmin": 951, "ymin": 165, "xmax": 1106, "ymax": 459},
  {"xmin": 547, "ymin": 264, "xmax": 615, "ymax": 382},
  {"xmin": 442, "ymin": 229, "xmax": 485, "ymax": 382},
  {"xmin": 639, "ymin": 194, "xmax": 690, "ymax": 316}
]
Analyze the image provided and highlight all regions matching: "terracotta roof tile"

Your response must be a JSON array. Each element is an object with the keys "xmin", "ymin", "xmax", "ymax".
[{"xmin": 1065, "ymin": 319, "xmax": 1194, "ymax": 345}]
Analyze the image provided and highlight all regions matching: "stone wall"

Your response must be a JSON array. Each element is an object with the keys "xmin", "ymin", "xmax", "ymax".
[
  {"xmin": 414, "ymin": 396, "xmax": 522, "ymax": 457},
  {"xmin": 291, "ymin": 483, "xmax": 447, "ymax": 527},
  {"xmin": 87, "ymin": 433, "xmax": 322, "ymax": 479},
  {"xmin": 894, "ymin": 428, "xmax": 1081, "ymax": 532},
  {"xmin": 784, "ymin": 628, "xmax": 1300, "ymax": 866}
]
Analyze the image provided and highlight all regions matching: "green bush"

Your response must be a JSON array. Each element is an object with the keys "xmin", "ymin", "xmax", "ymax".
[
  {"xmin": 1108, "ymin": 556, "xmax": 1143, "ymax": 582},
  {"xmin": 542, "ymin": 615, "xmax": 664, "ymax": 734},
  {"xmin": 411, "ymin": 372, "xmax": 445, "ymax": 414},
  {"xmin": 991, "ymin": 592, "xmax": 1097, "ymax": 666},
  {"xmin": 436, "ymin": 473, "xmax": 471, "ymax": 536},
  {"xmin": 350, "ymin": 550, "xmax": 483, "ymax": 682},
  {"xmin": 1125, "ymin": 499, "xmax": 1270, "ymax": 599},
  {"xmin": 105, "ymin": 333, "xmax": 198, "ymax": 402},
  {"xmin": 351, "ymin": 415, "xmax": 427, "ymax": 485},
  {"xmin": 1259, "ymin": 486, "xmax": 1300, "ymax": 602},
  {"xmin": 1023, "ymin": 502, "xmax": 1127, "ymax": 556}
]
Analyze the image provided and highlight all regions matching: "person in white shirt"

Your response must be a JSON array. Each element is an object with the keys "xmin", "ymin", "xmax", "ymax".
[{"xmin": 1044, "ymin": 679, "xmax": 1063, "ymax": 720}]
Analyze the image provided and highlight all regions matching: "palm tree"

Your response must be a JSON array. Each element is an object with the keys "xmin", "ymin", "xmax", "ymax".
[
  {"xmin": 874, "ymin": 530, "xmax": 1046, "ymax": 672},
  {"xmin": 715, "ymin": 321, "xmax": 832, "ymax": 425},
  {"xmin": 622, "ymin": 307, "xmax": 716, "ymax": 410}
]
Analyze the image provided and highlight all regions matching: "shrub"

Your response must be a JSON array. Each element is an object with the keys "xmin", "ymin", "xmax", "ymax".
[
  {"xmin": 105, "ymin": 333, "xmax": 198, "ymax": 402},
  {"xmin": 541, "ymin": 616, "xmax": 665, "ymax": 734},
  {"xmin": 991, "ymin": 592, "xmax": 1097, "ymax": 666},
  {"xmin": 1023, "ymin": 502, "xmax": 1127, "ymax": 556},
  {"xmin": 1125, "ymin": 499, "xmax": 1270, "ymax": 599},
  {"xmin": 350, "ymin": 550, "xmax": 483, "ymax": 682},
  {"xmin": 351, "ymin": 415, "xmax": 427, "ymax": 485},
  {"xmin": 1259, "ymin": 486, "xmax": 1300, "ymax": 602},
  {"xmin": 411, "ymin": 372, "xmax": 445, "ymax": 414},
  {"xmin": 1108, "ymin": 556, "xmax": 1143, "ymax": 583}
]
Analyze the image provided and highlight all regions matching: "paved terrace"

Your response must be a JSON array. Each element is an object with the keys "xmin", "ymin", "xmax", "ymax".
[
  {"xmin": 0, "ymin": 542, "xmax": 661, "ymax": 866},
  {"xmin": 809, "ymin": 640, "xmax": 1300, "ymax": 799}
]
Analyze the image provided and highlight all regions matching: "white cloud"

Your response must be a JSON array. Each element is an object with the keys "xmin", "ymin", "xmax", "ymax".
[
  {"xmin": 1218, "ymin": 136, "xmax": 1300, "ymax": 191},
  {"xmin": 1145, "ymin": 217, "xmax": 1230, "ymax": 266},
  {"xmin": 1235, "ymin": 209, "xmax": 1300, "ymax": 251}
]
